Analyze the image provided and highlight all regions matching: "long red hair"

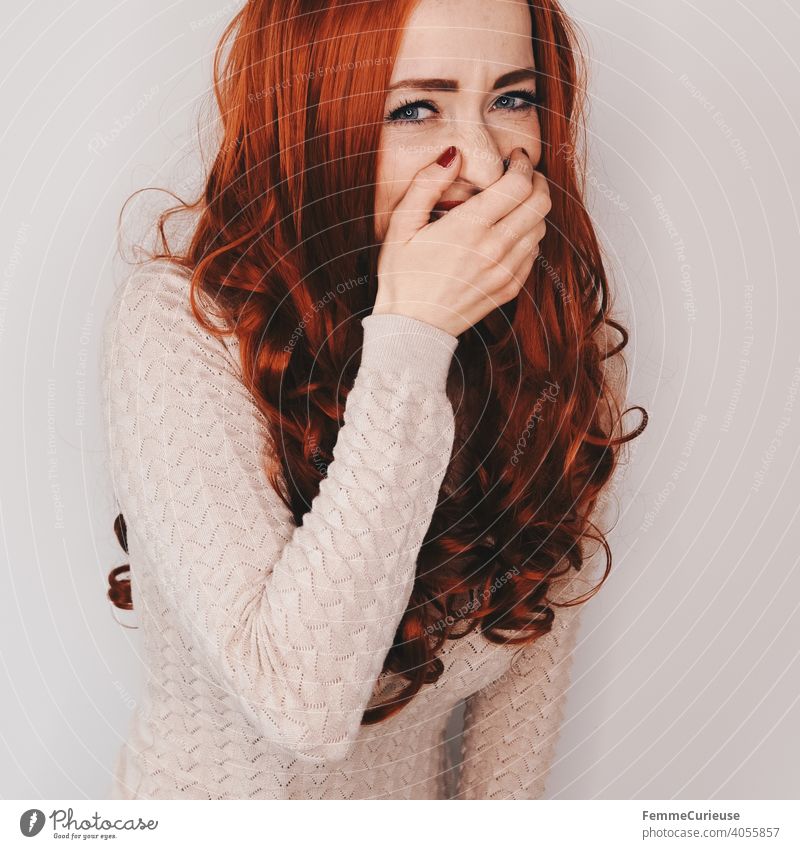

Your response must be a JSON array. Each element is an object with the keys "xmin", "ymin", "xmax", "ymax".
[{"xmin": 108, "ymin": 0, "xmax": 647, "ymax": 723}]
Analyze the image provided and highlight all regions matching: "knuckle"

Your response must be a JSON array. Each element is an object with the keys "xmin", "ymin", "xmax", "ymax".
[
  {"xmin": 501, "ymin": 280, "xmax": 522, "ymax": 302},
  {"xmin": 538, "ymin": 192, "xmax": 553, "ymax": 216},
  {"xmin": 530, "ymin": 174, "xmax": 552, "ymax": 210},
  {"xmin": 483, "ymin": 238, "xmax": 506, "ymax": 265}
]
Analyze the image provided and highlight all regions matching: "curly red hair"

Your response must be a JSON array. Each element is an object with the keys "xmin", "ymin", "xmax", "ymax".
[{"xmin": 109, "ymin": 0, "xmax": 647, "ymax": 724}]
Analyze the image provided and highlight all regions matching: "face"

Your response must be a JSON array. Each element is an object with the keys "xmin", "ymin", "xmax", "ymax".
[{"xmin": 374, "ymin": 0, "xmax": 542, "ymax": 242}]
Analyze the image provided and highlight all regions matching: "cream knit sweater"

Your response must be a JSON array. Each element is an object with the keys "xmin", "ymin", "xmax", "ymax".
[{"xmin": 102, "ymin": 258, "xmax": 597, "ymax": 800}]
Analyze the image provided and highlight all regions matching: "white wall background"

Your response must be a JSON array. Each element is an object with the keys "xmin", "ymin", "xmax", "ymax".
[{"xmin": 1, "ymin": 0, "xmax": 798, "ymax": 799}]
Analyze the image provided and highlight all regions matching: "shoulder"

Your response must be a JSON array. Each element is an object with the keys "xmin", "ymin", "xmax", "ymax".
[
  {"xmin": 105, "ymin": 258, "xmax": 192, "ymax": 334},
  {"xmin": 103, "ymin": 258, "xmax": 229, "ymax": 356},
  {"xmin": 100, "ymin": 255, "xmax": 275, "ymax": 454},
  {"xmin": 101, "ymin": 258, "xmax": 243, "ymax": 400}
]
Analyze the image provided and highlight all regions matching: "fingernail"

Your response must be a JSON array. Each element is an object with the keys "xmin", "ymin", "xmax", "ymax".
[{"xmin": 437, "ymin": 145, "xmax": 457, "ymax": 167}]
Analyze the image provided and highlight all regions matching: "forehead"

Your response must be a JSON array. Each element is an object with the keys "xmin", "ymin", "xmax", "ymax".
[{"xmin": 391, "ymin": 0, "xmax": 534, "ymax": 78}]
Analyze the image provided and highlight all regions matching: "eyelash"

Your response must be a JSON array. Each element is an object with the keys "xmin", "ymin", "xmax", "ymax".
[{"xmin": 384, "ymin": 88, "xmax": 541, "ymax": 125}]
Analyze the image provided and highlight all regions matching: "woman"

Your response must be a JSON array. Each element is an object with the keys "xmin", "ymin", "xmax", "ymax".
[{"xmin": 103, "ymin": 0, "xmax": 646, "ymax": 799}]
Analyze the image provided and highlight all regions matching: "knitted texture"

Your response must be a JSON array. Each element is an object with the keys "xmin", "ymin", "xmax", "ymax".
[{"xmin": 102, "ymin": 259, "xmax": 595, "ymax": 800}]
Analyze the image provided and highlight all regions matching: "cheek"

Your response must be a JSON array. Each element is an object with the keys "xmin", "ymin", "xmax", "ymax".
[
  {"xmin": 505, "ymin": 114, "xmax": 544, "ymax": 166},
  {"xmin": 529, "ymin": 115, "xmax": 545, "ymax": 166},
  {"xmin": 528, "ymin": 136, "xmax": 544, "ymax": 169}
]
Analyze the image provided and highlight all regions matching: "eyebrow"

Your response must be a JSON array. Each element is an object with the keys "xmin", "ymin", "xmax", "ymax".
[{"xmin": 387, "ymin": 66, "xmax": 537, "ymax": 93}]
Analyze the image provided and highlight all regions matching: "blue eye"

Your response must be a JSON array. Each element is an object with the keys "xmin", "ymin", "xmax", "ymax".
[
  {"xmin": 493, "ymin": 89, "xmax": 540, "ymax": 111},
  {"xmin": 385, "ymin": 100, "xmax": 437, "ymax": 124},
  {"xmin": 384, "ymin": 88, "xmax": 540, "ymax": 126}
]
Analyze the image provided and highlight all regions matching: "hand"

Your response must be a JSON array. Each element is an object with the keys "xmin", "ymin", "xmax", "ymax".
[{"xmin": 373, "ymin": 146, "xmax": 551, "ymax": 337}]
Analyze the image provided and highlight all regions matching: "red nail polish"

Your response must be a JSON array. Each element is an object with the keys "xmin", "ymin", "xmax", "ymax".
[{"xmin": 437, "ymin": 145, "xmax": 457, "ymax": 167}]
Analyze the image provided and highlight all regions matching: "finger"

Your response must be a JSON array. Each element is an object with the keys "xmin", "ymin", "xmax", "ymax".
[
  {"xmin": 384, "ymin": 146, "xmax": 463, "ymax": 243},
  {"xmin": 492, "ymin": 171, "xmax": 551, "ymax": 246},
  {"xmin": 452, "ymin": 146, "xmax": 533, "ymax": 227},
  {"xmin": 503, "ymin": 243, "xmax": 538, "ymax": 298},
  {"xmin": 495, "ymin": 219, "xmax": 546, "ymax": 276},
  {"xmin": 484, "ymin": 244, "xmax": 537, "ymax": 312}
]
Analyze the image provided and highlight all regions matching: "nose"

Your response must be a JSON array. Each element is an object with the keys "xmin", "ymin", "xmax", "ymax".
[{"xmin": 449, "ymin": 123, "xmax": 506, "ymax": 191}]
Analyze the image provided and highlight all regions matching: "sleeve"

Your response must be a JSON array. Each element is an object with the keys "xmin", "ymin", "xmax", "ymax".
[
  {"xmin": 101, "ymin": 261, "xmax": 459, "ymax": 764},
  {"xmin": 453, "ymin": 532, "xmax": 609, "ymax": 799}
]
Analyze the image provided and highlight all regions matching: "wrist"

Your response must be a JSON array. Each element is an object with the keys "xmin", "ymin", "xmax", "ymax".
[
  {"xmin": 370, "ymin": 301, "xmax": 456, "ymax": 338},
  {"xmin": 360, "ymin": 311, "xmax": 459, "ymax": 390}
]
